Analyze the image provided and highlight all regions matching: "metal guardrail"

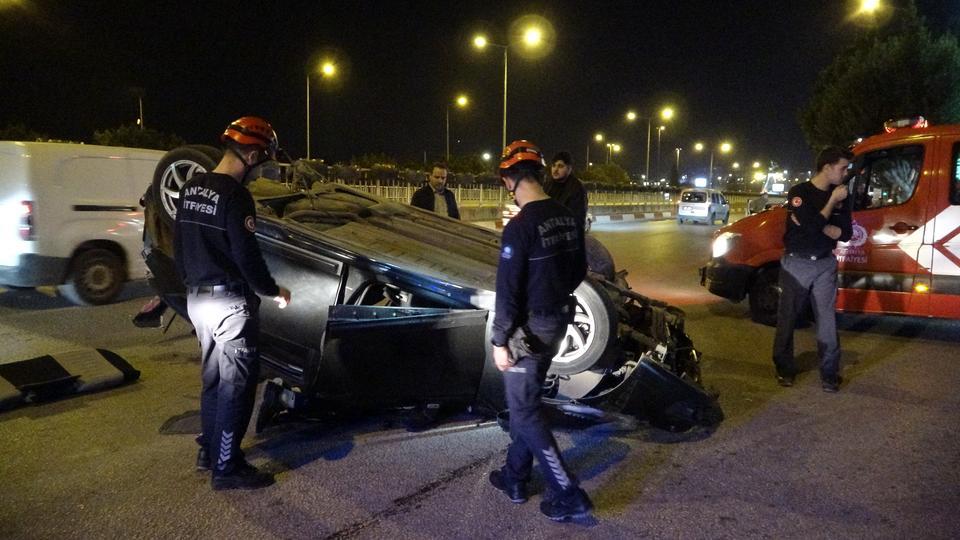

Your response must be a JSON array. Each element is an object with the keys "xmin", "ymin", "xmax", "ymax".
[{"xmin": 336, "ymin": 179, "xmax": 757, "ymax": 214}]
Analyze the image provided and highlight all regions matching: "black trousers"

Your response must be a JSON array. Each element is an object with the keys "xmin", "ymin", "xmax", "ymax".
[
  {"xmin": 502, "ymin": 313, "xmax": 577, "ymax": 495},
  {"xmin": 187, "ymin": 290, "xmax": 260, "ymax": 475}
]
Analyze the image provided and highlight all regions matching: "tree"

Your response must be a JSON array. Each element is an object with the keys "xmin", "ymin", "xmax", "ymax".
[
  {"xmin": 93, "ymin": 124, "xmax": 185, "ymax": 150},
  {"xmin": 800, "ymin": 1, "xmax": 960, "ymax": 148},
  {"xmin": 580, "ymin": 163, "xmax": 631, "ymax": 186},
  {"xmin": 0, "ymin": 123, "xmax": 47, "ymax": 141}
]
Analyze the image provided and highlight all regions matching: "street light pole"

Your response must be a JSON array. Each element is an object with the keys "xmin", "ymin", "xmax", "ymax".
[
  {"xmin": 645, "ymin": 119, "xmax": 652, "ymax": 181},
  {"xmin": 501, "ymin": 46, "xmax": 508, "ymax": 150},
  {"xmin": 655, "ymin": 126, "xmax": 665, "ymax": 179},
  {"xmin": 305, "ymin": 75, "xmax": 311, "ymax": 160}
]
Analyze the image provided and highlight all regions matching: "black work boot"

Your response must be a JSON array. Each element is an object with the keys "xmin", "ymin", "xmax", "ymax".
[
  {"xmin": 211, "ymin": 460, "xmax": 274, "ymax": 491},
  {"xmin": 196, "ymin": 446, "xmax": 210, "ymax": 472},
  {"xmin": 488, "ymin": 469, "xmax": 528, "ymax": 504},
  {"xmin": 540, "ymin": 487, "xmax": 593, "ymax": 521}
]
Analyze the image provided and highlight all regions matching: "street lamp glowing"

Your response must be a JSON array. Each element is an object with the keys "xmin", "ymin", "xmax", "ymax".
[
  {"xmin": 612, "ymin": 143, "xmax": 622, "ymax": 153},
  {"xmin": 320, "ymin": 61, "xmax": 336, "ymax": 77},
  {"xmin": 626, "ymin": 111, "xmax": 637, "ymax": 122},
  {"xmin": 732, "ymin": 162, "xmax": 740, "ymax": 169},
  {"xmin": 523, "ymin": 26, "xmax": 542, "ymax": 47},
  {"xmin": 660, "ymin": 107, "xmax": 675, "ymax": 121},
  {"xmin": 594, "ymin": 133, "xmax": 604, "ymax": 142},
  {"xmin": 859, "ymin": 0, "xmax": 880, "ymax": 13},
  {"xmin": 473, "ymin": 35, "xmax": 488, "ymax": 49},
  {"xmin": 720, "ymin": 142, "xmax": 733, "ymax": 153},
  {"xmin": 752, "ymin": 161, "xmax": 761, "ymax": 168},
  {"xmin": 694, "ymin": 142, "xmax": 704, "ymax": 152},
  {"xmin": 482, "ymin": 152, "xmax": 492, "ymax": 161},
  {"xmin": 455, "ymin": 95, "xmax": 469, "ymax": 107}
]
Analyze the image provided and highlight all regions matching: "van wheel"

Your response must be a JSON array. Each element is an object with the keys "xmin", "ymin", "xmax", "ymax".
[
  {"xmin": 708, "ymin": 213, "xmax": 715, "ymax": 225},
  {"xmin": 748, "ymin": 267, "xmax": 780, "ymax": 327},
  {"xmin": 58, "ymin": 248, "xmax": 125, "ymax": 306},
  {"xmin": 549, "ymin": 279, "xmax": 618, "ymax": 376},
  {"xmin": 152, "ymin": 145, "xmax": 223, "ymax": 226},
  {"xmin": 722, "ymin": 213, "xmax": 729, "ymax": 224}
]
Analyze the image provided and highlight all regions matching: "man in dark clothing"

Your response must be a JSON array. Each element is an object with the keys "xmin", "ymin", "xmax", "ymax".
[
  {"xmin": 410, "ymin": 162, "xmax": 460, "ymax": 219},
  {"xmin": 174, "ymin": 116, "xmax": 292, "ymax": 490},
  {"xmin": 773, "ymin": 146, "xmax": 852, "ymax": 392},
  {"xmin": 487, "ymin": 140, "xmax": 592, "ymax": 521},
  {"xmin": 544, "ymin": 151, "xmax": 588, "ymax": 229}
]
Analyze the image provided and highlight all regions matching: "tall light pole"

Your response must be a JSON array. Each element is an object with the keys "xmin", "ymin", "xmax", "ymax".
[
  {"xmin": 655, "ymin": 125, "xmax": 666, "ymax": 179},
  {"xmin": 694, "ymin": 140, "xmax": 733, "ymax": 187},
  {"xmin": 473, "ymin": 23, "xmax": 548, "ymax": 150},
  {"xmin": 605, "ymin": 142, "xmax": 621, "ymax": 164},
  {"xmin": 626, "ymin": 106, "xmax": 674, "ymax": 180},
  {"xmin": 586, "ymin": 132, "xmax": 603, "ymax": 168},
  {"xmin": 446, "ymin": 94, "xmax": 469, "ymax": 162},
  {"xmin": 306, "ymin": 60, "xmax": 337, "ymax": 160},
  {"xmin": 675, "ymin": 147, "xmax": 682, "ymax": 177}
]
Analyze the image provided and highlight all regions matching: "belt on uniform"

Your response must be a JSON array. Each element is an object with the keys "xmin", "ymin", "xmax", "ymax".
[
  {"xmin": 187, "ymin": 283, "xmax": 247, "ymax": 295},
  {"xmin": 787, "ymin": 252, "xmax": 834, "ymax": 261}
]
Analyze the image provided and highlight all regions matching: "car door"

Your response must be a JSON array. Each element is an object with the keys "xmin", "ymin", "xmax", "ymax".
[
  {"xmin": 837, "ymin": 141, "xmax": 932, "ymax": 315},
  {"xmin": 320, "ymin": 305, "xmax": 489, "ymax": 407}
]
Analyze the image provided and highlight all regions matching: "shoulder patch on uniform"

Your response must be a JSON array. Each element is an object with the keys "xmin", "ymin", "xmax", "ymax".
[
  {"xmin": 791, "ymin": 196, "xmax": 803, "ymax": 208},
  {"xmin": 244, "ymin": 215, "xmax": 256, "ymax": 232},
  {"xmin": 501, "ymin": 245, "xmax": 513, "ymax": 260}
]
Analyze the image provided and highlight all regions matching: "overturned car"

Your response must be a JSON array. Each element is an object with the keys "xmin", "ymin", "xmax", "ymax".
[{"xmin": 142, "ymin": 146, "xmax": 722, "ymax": 432}]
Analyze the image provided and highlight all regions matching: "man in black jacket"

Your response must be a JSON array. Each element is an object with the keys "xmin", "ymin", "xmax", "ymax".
[
  {"xmin": 175, "ymin": 116, "xmax": 292, "ymax": 490},
  {"xmin": 410, "ymin": 162, "xmax": 460, "ymax": 219},
  {"xmin": 487, "ymin": 140, "xmax": 592, "ymax": 521},
  {"xmin": 773, "ymin": 146, "xmax": 852, "ymax": 392},
  {"xmin": 544, "ymin": 151, "xmax": 588, "ymax": 229}
]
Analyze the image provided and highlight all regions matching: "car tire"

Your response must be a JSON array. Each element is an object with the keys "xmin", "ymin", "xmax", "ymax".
[
  {"xmin": 151, "ymin": 145, "xmax": 223, "ymax": 226},
  {"xmin": 58, "ymin": 248, "xmax": 126, "ymax": 306},
  {"xmin": 677, "ymin": 218, "xmax": 684, "ymax": 225},
  {"xmin": 707, "ymin": 212, "xmax": 715, "ymax": 225},
  {"xmin": 722, "ymin": 212, "xmax": 729, "ymax": 224},
  {"xmin": 749, "ymin": 266, "xmax": 780, "ymax": 326},
  {"xmin": 548, "ymin": 278, "xmax": 618, "ymax": 376}
]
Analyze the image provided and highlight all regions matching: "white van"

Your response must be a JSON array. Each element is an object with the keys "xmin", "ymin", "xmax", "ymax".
[
  {"xmin": 677, "ymin": 188, "xmax": 730, "ymax": 225},
  {"xmin": 0, "ymin": 141, "xmax": 164, "ymax": 305}
]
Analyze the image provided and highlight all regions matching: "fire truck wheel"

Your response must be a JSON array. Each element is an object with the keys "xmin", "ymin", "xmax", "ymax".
[{"xmin": 749, "ymin": 267, "xmax": 780, "ymax": 327}]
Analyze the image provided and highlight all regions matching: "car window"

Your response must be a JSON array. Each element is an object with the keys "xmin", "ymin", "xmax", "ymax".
[
  {"xmin": 720, "ymin": 194, "xmax": 728, "ymax": 205},
  {"xmin": 682, "ymin": 192, "xmax": 706, "ymax": 203},
  {"xmin": 951, "ymin": 142, "xmax": 960, "ymax": 206},
  {"xmin": 849, "ymin": 144, "xmax": 923, "ymax": 210}
]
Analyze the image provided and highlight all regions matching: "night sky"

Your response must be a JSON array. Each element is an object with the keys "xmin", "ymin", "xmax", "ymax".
[{"xmin": 2, "ymin": 0, "xmax": 958, "ymax": 177}]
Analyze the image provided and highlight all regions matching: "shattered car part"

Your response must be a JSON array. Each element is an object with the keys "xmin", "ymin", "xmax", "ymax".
[{"xmin": 142, "ymin": 147, "xmax": 722, "ymax": 432}]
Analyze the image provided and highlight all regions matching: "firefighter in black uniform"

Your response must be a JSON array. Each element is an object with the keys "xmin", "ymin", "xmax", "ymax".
[
  {"xmin": 174, "ymin": 116, "xmax": 292, "ymax": 490},
  {"xmin": 773, "ymin": 146, "xmax": 852, "ymax": 392},
  {"xmin": 487, "ymin": 140, "xmax": 593, "ymax": 521}
]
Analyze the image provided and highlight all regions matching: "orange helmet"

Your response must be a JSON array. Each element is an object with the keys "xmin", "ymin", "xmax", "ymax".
[
  {"xmin": 221, "ymin": 116, "xmax": 278, "ymax": 158},
  {"xmin": 499, "ymin": 139, "xmax": 545, "ymax": 173}
]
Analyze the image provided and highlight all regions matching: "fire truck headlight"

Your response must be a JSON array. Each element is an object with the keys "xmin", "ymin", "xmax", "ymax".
[{"xmin": 712, "ymin": 232, "xmax": 740, "ymax": 258}]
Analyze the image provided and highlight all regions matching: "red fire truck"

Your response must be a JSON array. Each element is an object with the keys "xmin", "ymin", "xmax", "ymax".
[{"xmin": 701, "ymin": 118, "xmax": 960, "ymax": 325}]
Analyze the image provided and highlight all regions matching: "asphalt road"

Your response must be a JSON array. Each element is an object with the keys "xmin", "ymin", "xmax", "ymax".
[{"xmin": 1, "ymin": 220, "xmax": 958, "ymax": 539}]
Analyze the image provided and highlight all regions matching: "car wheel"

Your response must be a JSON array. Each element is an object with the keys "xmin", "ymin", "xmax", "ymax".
[
  {"xmin": 749, "ymin": 267, "xmax": 780, "ymax": 326},
  {"xmin": 722, "ymin": 212, "xmax": 729, "ymax": 224},
  {"xmin": 708, "ymin": 212, "xmax": 715, "ymax": 225},
  {"xmin": 151, "ymin": 145, "xmax": 222, "ymax": 226},
  {"xmin": 548, "ymin": 278, "xmax": 618, "ymax": 376},
  {"xmin": 58, "ymin": 248, "xmax": 125, "ymax": 306},
  {"xmin": 677, "ymin": 218, "xmax": 683, "ymax": 225}
]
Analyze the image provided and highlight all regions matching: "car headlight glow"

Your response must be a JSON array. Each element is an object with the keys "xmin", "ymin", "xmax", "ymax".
[{"xmin": 712, "ymin": 231, "xmax": 740, "ymax": 258}]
